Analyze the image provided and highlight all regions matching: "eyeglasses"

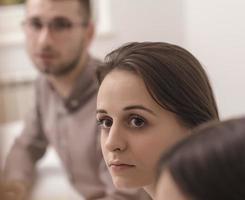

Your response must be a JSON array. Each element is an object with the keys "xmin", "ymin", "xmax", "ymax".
[{"xmin": 22, "ymin": 17, "xmax": 88, "ymax": 37}]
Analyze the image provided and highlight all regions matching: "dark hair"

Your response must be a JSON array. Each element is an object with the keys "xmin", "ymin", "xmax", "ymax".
[
  {"xmin": 97, "ymin": 42, "xmax": 219, "ymax": 128},
  {"xmin": 157, "ymin": 117, "xmax": 245, "ymax": 200},
  {"xmin": 77, "ymin": 0, "xmax": 91, "ymax": 22}
]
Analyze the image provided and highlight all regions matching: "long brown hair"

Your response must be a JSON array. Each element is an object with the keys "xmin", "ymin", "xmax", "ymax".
[{"xmin": 97, "ymin": 42, "xmax": 219, "ymax": 128}]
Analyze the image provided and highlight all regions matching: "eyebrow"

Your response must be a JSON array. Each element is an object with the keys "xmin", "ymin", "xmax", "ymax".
[
  {"xmin": 52, "ymin": 16, "xmax": 71, "ymax": 21},
  {"xmin": 124, "ymin": 105, "xmax": 156, "ymax": 116},
  {"xmin": 27, "ymin": 16, "xmax": 70, "ymax": 21},
  {"xmin": 96, "ymin": 105, "xmax": 156, "ymax": 116},
  {"xmin": 96, "ymin": 109, "xmax": 107, "ymax": 114}
]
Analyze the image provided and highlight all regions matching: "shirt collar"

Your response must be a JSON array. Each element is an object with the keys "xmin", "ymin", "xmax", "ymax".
[{"xmin": 64, "ymin": 56, "xmax": 100, "ymax": 112}]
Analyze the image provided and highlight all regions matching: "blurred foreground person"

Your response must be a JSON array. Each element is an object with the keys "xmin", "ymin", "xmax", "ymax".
[
  {"xmin": 156, "ymin": 117, "xmax": 245, "ymax": 200},
  {"xmin": 4, "ymin": 0, "xmax": 149, "ymax": 199}
]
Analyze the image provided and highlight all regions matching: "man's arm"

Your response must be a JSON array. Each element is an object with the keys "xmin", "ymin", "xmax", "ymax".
[{"xmin": 4, "ymin": 94, "xmax": 48, "ymax": 199}]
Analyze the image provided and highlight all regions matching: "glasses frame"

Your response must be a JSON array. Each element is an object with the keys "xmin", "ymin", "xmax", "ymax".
[{"xmin": 22, "ymin": 18, "xmax": 89, "ymax": 37}]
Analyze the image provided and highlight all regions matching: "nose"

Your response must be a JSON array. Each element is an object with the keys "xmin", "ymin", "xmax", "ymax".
[
  {"xmin": 37, "ymin": 27, "xmax": 54, "ymax": 47},
  {"xmin": 104, "ymin": 123, "xmax": 127, "ymax": 153}
]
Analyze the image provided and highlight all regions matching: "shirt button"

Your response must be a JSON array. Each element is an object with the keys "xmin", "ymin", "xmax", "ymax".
[{"xmin": 70, "ymin": 99, "xmax": 79, "ymax": 108}]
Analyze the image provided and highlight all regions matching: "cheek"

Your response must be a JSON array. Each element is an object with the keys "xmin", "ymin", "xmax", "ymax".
[
  {"xmin": 25, "ymin": 38, "xmax": 35, "ymax": 52},
  {"xmin": 151, "ymin": 123, "xmax": 188, "ymax": 156},
  {"xmin": 68, "ymin": 35, "xmax": 85, "ymax": 49},
  {"xmin": 134, "ymin": 130, "xmax": 182, "ymax": 169},
  {"xmin": 142, "ymin": 144, "xmax": 166, "ymax": 169},
  {"xmin": 62, "ymin": 40, "xmax": 83, "ymax": 58},
  {"xmin": 132, "ymin": 136, "xmax": 165, "ymax": 169},
  {"xmin": 100, "ymin": 133, "xmax": 108, "ymax": 159}
]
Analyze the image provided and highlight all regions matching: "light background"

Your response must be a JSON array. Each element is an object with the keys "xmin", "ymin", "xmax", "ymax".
[{"xmin": 1, "ymin": 0, "xmax": 244, "ymax": 119}]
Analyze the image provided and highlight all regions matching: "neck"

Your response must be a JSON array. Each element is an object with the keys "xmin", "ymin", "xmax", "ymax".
[
  {"xmin": 143, "ymin": 184, "xmax": 155, "ymax": 199},
  {"xmin": 48, "ymin": 53, "xmax": 88, "ymax": 98}
]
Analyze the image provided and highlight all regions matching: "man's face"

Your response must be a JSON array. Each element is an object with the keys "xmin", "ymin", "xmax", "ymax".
[{"xmin": 24, "ymin": 0, "xmax": 93, "ymax": 76}]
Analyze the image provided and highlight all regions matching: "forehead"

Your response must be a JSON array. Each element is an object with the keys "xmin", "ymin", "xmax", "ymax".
[
  {"xmin": 26, "ymin": 0, "xmax": 83, "ymax": 19},
  {"xmin": 97, "ymin": 70, "xmax": 161, "ymax": 112}
]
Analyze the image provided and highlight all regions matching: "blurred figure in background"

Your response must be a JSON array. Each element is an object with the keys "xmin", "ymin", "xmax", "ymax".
[
  {"xmin": 155, "ymin": 117, "xmax": 245, "ymax": 200},
  {"xmin": 4, "ymin": 0, "xmax": 149, "ymax": 199}
]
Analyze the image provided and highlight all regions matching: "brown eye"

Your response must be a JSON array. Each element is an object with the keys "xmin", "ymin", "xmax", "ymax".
[
  {"xmin": 97, "ymin": 118, "xmax": 113, "ymax": 129},
  {"xmin": 129, "ymin": 116, "xmax": 146, "ymax": 128},
  {"xmin": 52, "ymin": 20, "xmax": 72, "ymax": 31},
  {"xmin": 25, "ymin": 19, "xmax": 43, "ymax": 31}
]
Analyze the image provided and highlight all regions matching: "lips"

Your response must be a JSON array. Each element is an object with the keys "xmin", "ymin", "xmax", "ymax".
[
  {"xmin": 108, "ymin": 160, "xmax": 135, "ymax": 171},
  {"xmin": 38, "ymin": 53, "xmax": 55, "ymax": 59}
]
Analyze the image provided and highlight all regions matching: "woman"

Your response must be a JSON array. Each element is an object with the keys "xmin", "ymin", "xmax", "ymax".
[
  {"xmin": 96, "ymin": 42, "xmax": 219, "ymax": 198},
  {"xmin": 155, "ymin": 117, "xmax": 245, "ymax": 200}
]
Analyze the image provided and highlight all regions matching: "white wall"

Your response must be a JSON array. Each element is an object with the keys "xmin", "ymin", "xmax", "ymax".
[
  {"xmin": 91, "ymin": 0, "xmax": 185, "ymax": 58},
  {"xmin": 95, "ymin": 0, "xmax": 245, "ymax": 118},
  {"xmin": 1, "ymin": 0, "xmax": 245, "ymax": 119},
  {"xmin": 0, "ymin": 5, "xmax": 35, "ymax": 80},
  {"xmin": 185, "ymin": 0, "xmax": 245, "ymax": 118}
]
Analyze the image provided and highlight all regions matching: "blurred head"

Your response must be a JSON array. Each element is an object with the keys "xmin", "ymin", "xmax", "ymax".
[
  {"xmin": 23, "ymin": 0, "xmax": 94, "ymax": 76},
  {"xmin": 96, "ymin": 42, "xmax": 219, "ymax": 194},
  {"xmin": 156, "ymin": 117, "xmax": 245, "ymax": 200}
]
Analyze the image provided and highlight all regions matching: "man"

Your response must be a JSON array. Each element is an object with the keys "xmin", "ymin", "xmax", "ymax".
[{"xmin": 4, "ymin": 0, "xmax": 150, "ymax": 199}]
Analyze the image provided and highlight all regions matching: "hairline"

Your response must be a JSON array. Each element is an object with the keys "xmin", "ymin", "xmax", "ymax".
[{"xmin": 25, "ymin": 0, "xmax": 91, "ymax": 21}]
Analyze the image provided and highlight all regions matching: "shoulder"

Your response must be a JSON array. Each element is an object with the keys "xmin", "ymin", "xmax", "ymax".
[{"xmin": 88, "ymin": 56, "xmax": 102, "ymax": 70}]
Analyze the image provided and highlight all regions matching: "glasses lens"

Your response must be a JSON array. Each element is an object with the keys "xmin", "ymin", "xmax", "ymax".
[
  {"xmin": 23, "ymin": 19, "xmax": 43, "ymax": 32},
  {"xmin": 51, "ymin": 19, "xmax": 73, "ymax": 32},
  {"xmin": 22, "ymin": 18, "xmax": 85, "ymax": 37}
]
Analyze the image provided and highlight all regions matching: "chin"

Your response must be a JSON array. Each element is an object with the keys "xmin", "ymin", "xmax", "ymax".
[{"xmin": 113, "ymin": 177, "xmax": 142, "ymax": 190}]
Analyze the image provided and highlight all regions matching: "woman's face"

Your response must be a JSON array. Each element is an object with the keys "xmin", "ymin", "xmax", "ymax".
[
  {"xmin": 96, "ymin": 70, "xmax": 189, "ymax": 190},
  {"xmin": 155, "ymin": 171, "xmax": 188, "ymax": 200}
]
